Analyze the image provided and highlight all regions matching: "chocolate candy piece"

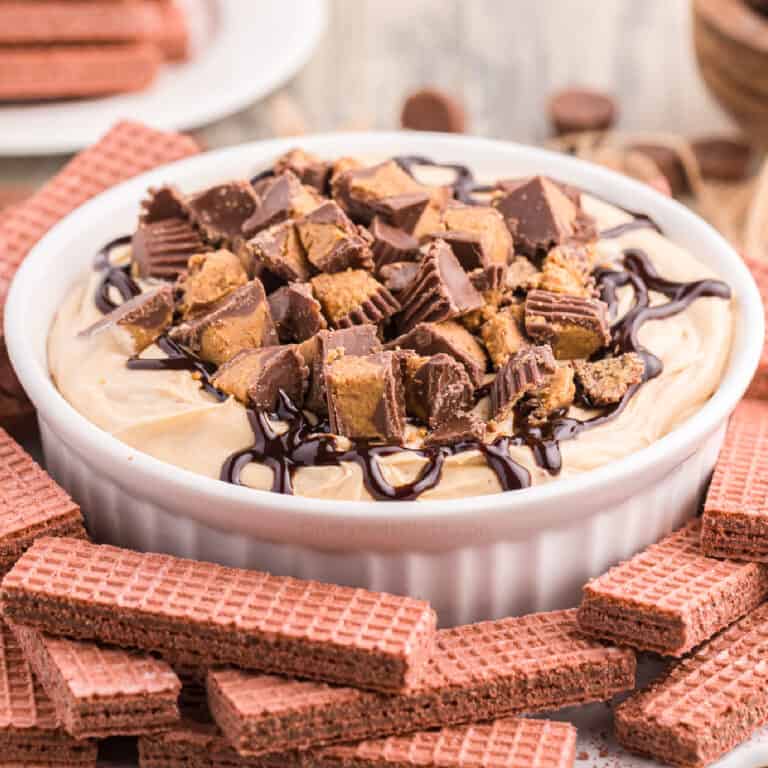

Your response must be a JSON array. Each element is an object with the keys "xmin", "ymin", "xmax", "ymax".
[
  {"xmin": 81, "ymin": 285, "xmax": 174, "ymax": 354},
  {"xmin": 332, "ymin": 160, "xmax": 430, "ymax": 228},
  {"xmin": 184, "ymin": 181, "xmax": 260, "ymax": 247},
  {"xmin": 212, "ymin": 345, "xmax": 308, "ymax": 410},
  {"xmin": 12, "ymin": 623, "xmax": 181, "ymax": 739},
  {"xmin": 311, "ymin": 270, "xmax": 400, "ymax": 329},
  {"xmin": 170, "ymin": 279, "xmax": 278, "ymax": 366},
  {"xmin": 326, "ymin": 351, "xmax": 406, "ymax": 443},
  {"xmin": 400, "ymin": 87, "xmax": 467, "ymax": 133},
  {"xmin": 480, "ymin": 306, "xmax": 529, "ymax": 369},
  {"xmin": 525, "ymin": 363, "xmax": 576, "ymax": 425},
  {"xmin": 539, "ymin": 243, "xmax": 595, "ymax": 298},
  {"xmin": 378, "ymin": 261, "xmax": 420, "ymax": 295},
  {"xmin": 490, "ymin": 345, "xmax": 556, "ymax": 420},
  {"xmin": 423, "ymin": 412, "xmax": 486, "ymax": 448},
  {"xmin": 242, "ymin": 171, "xmax": 323, "ymax": 236},
  {"xmin": 692, "ymin": 135, "xmax": 753, "ymax": 181},
  {"xmin": 398, "ymin": 240, "xmax": 484, "ymax": 332},
  {"xmin": 615, "ymin": 602, "xmax": 768, "ymax": 768},
  {"xmin": 139, "ymin": 184, "xmax": 187, "ymax": 224},
  {"xmin": 506, "ymin": 256, "xmax": 541, "ymax": 292},
  {"xmin": 131, "ymin": 218, "xmax": 209, "ymax": 280},
  {"xmin": 296, "ymin": 201, "xmax": 375, "ymax": 273},
  {"xmin": 548, "ymin": 87, "xmax": 617, "ymax": 135},
  {"xmin": 206, "ymin": 609, "xmax": 634, "ymax": 757},
  {"xmin": 437, "ymin": 204, "xmax": 512, "ymax": 268},
  {"xmin": 493, "ymin": 176, "xmax": 596, "ymax": 258},
  {"xmin": 0, "ymin": 620, "xmax": 97, "ymax": 766},
  {"xmin": 525, "ymin": 289, "xmax": 609, "ymax": 360},
  {"xmin": 302, "ymin": 325, "xmax": 381, "ymax": 414},
  {"xmin": 577, "ymin": 520, "xmax": 768, "ymax": 656},
  {"xmin": 573, "ymin": 353, "xmax": 645, "ymax": 406},
  {"xmin": 0, "ymin": 429, "xmax": 86, "ymax": 576},
  {"xmin": 268, "ymin": 282, "xmax": 327, "ymax": 343},
  {"xmin": 369, "ymin": 216, "xmax": 420, "ymax": 269},
  {"xmin": 702, "ymin": 399, "xmax": 768, "ymax": 562},
  {"xmin": 2, "ymin": 537, "xmax": 437, "ymax": 693},
  {"xmin": 177, "ymin": 249, "xmax": 248, "ymax": 317},
  {"xmin": 629, "ymin": 144, "xmax": 689, "ymax": 197},
  {"xmin": 238, "ymin": 220, "xmax": 312, "ymax": 283},
  {"xmin": 403, "ymin": 353, "xmax": 473, "ymax": 427},
  {"xmin": 388, "ymin": 320, "xmax": 487, "ymax": 387},
  {"xmin": 273, "ymin": 147, "xmax": 331, "ymax": 192}
]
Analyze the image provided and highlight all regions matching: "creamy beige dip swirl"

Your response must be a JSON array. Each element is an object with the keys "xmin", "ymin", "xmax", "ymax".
[{"xmin": 48, "ymin": 194, "xmax": 733, "ymax": 501}]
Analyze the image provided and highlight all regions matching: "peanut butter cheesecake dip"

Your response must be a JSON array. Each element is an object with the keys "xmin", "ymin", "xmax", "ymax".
[{"xmin": 48, "ymin": 150, "xmax": 733, "ymax": 501}]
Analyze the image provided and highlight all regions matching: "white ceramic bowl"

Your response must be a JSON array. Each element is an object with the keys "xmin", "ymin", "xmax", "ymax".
[{"xmin": 5, "ymin": 132, "xmax": 763, "ymax": 626}]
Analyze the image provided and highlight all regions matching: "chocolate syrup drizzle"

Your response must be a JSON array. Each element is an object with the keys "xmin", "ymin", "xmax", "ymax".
[{"xmin": 92, "ymin": 157, "xmax": 731, "ymax": 500}]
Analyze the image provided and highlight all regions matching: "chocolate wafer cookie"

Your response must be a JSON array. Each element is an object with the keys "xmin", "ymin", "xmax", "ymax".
[
  {"xmin": 12, "ymin": 623, "xmax": 181, "ymax": 739},
  {"xmin": 577, "ymin": 519, "xmax": 768, "ymax": 656},
  {"xmin": 0, "ymin": 621, "xmax": 96, "ymax": 766},
  {"xmin": 1, "ymin": 537, "xmax": 437, "ymax": 693},
  {"xmin": 0, "ymin": 429, "xmax": 85, "ymax": 575},
  {"xmin": 207, "ymin": 609, "xmax": 634, "ymax": 756},
  {"xmin": 702, "ymin": 398, "xmax": 768, "ymax": 561},
  {"xmin": 616, "ymin": 601, "xmax": 768, "ymax": 767}
]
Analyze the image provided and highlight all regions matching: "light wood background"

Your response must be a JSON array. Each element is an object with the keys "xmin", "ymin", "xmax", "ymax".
[{"xmin": 0, "ymin": 0, "xmax": 737, "ymax": 189}]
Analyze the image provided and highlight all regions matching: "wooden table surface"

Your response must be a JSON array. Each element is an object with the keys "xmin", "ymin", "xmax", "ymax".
[{"xmin": 0, "ymin": 0, "xmax": 737, "ymax": 190}]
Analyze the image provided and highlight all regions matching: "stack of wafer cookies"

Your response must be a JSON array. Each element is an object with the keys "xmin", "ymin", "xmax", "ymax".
[{"xmin": 0, "ymin": 0, "xmax": 190, "ymax": 101}]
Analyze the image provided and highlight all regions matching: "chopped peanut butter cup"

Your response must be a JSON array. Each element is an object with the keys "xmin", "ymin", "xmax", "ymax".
[
  {"xmin": 370, "ymin": 216, "xmax": 420, "ymax": 269},
  {"xmin": 268, "ymin": 282, "xmax": 327, "ymax": 343},
  {"xmin": 424, "ymin": 412, "xmax": 486, "ymax": 447},
  {"xmin": 397, "ymin": 239, "xmax": 484, "ymax": 332},
  {"xmin": 131, "ymin": 217, "xmax": 208, "ymax": 280},
  {"xmin": 177, "ymin": 249, "xmax": 248, "ymax": 317},
  {"xmin": 379, "ymin": 261, "xmax": 420, "ymax": 295},
  {"xmin": 239, "ymin": 219, "xmax": 312, "ymax": 283},
  {"xmin": 506, "ymin": 255, "xmax": 541, "ymax": 292},
  {"xmin": 242, "ymin": 171, "xmax": 323, "ymax": 237},
  {"xmin": 311, "ymin": 269, "xmax": 400, "ymax": 329},
  {"xmin": 81, "ymin": 285, "xmax": 174, "ymax": 354},
  {"xmin": 490, "ymin": 344, "xmax": 556, "ymax": 420},
  {"xmin": 540, "ymin": 243, "xmax": 596, "ymax": 297},
  {"xmin": 273, "ymin": 148, "xmax": 331, "ymax": 192},
  {"xmin": 326, "ymin": 351, "xmax": 406, "ymax": 443},
  {"xmin": 139, "ymin": 184, "xmax": 187, "ymax": 224},
  {"xmin": 296, "ymin": 201, "xmax": 374, "ymax": 273},
  {"xmin": 212, "ymin": 345, "xmax": 308, "ymax": 410},
  {"xmin": 481, "ymin": 305, "xmax": 529, "ymax": 369},
  {"xmin": 526, "ymin": 363, "xmax": 576, "ymax": 424},
  {"xmin": 388, "ymin": 320, "xmax": 487, "ymax": 387},
  {"xmin": 573, "ymin": 353, "xmax": 645, "ymax": 405},
  {"xmin": 437, "ymin": 203, "xmax": 512, "ymax": 268},
  {"xmin": 403, "ymin": 353, "xmax": 473, "ymax": 428},
  {"xmin": 170, "ymin": 279, "xmax": 278, "ymax": 366},
  {"xmin": 525, "ymin": 289, "xmax": 609, "ymax": 359},
  {"xmin": 184, "ymin": 181, "xmax": 260, "ymax": 247}
]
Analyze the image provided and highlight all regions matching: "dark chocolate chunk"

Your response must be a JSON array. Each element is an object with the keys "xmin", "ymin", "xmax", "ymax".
[
  {"xmin": 331, "ymin": 160, "xmax": 430, "ymax": 228},
  {"xmin": 424, "ymin": 412, "xmax": 486, "ymax": 447},
  {"xmin": 273, "ymin": 148, "xmax": 331, "ymax": 192},
  {"xmin": 493, "ymin": 176, "xmax": 595, "ymax": 258},
  {"xmin": 692, "ymin": 136, "xmax": 753, "ymax": 182},
  {"xmin": 169, "ymin": 279, "xmax": 278, "ymax": 366},
  {"xmin": 268, "ymin": 283, "xmax": 327, "ymax": 343},
  {"xmin": 139, "ymin": 185, "xmax": 187, "ymax": 224},
  {"xmin": 177, "ymin": 249, "xmax": 248, "ymax": 317},
  {"xmin": 370, "ymin": 216, "xmax": 420, "ymax": 269},
  {"xmin": 301, "ymin": 325, "xmax": 381, "ymax": 414},
  {"xmin": 326, "ymin": 351, "xmax": 406, "ymax": 443},
  {"xmin": 379, "ymin": 261, "xmax": 421, "ymax": 295},
  {"xmin": 400, "ymin": 87, "xmax": 467, "ymax": 133},
  {"xmin": 212, "ymin": 345, "xmax": 308, "ymax": 410},
  {"xmin": 629, "ymin": 144, "xmax": 689, "ymax": 197},
  {"xmin": 242, "ymin": 171, "xmax": 322, "ymax": 237},
  {"xmin": 438, "ymin": 204, "xmax": 512, "ymax": 268},
  {"xmin": 573, "ymin": 353, "xmax": 645, "ymax": 406},
  {"xmin": 490, "ymin": 344, "xmax": 556, "ymax": 420},
  {"xmin": 387, "ymin": 320, "xmax": 487, "ymax": 387},
  {"xmin": 131, "ymin": 218, "xmax": 209, "ymax": 280},
  {"xmin": 548, "ymin": 88, "xmax": 617, "ymax": 135},
  {"xmin": 296, "ymin": 201, "xmax": 375, "ymax": 273},
  {"xmin": 403, "ymin": 353, "xmax": 473, "ymax": 428},
  {"xmin": 310, "ymin": 269, "xmax": 400, "ymax": 329},
  {"xmin": 184, "ymin": 181, "xmax": 260, "ymax": 246},
  {"xmin": 238, "ymin": 220, "xmax": 312, "ymax": 283},
  {"xmin": 80, "ymin": 285, "xmax": 174, "ymax": 353},
  {"xmin": 397, "ymin": 239, "xmax": 484, "ymax": 332},
  {"xmin": 525, "ymin": 289, "xmax": 610, "ymax": 360}
]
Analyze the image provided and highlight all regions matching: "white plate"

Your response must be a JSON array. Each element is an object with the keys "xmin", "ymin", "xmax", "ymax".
[{"xmin": 0, "ymin": 0, "xmax": 327, "ymax": 156}]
